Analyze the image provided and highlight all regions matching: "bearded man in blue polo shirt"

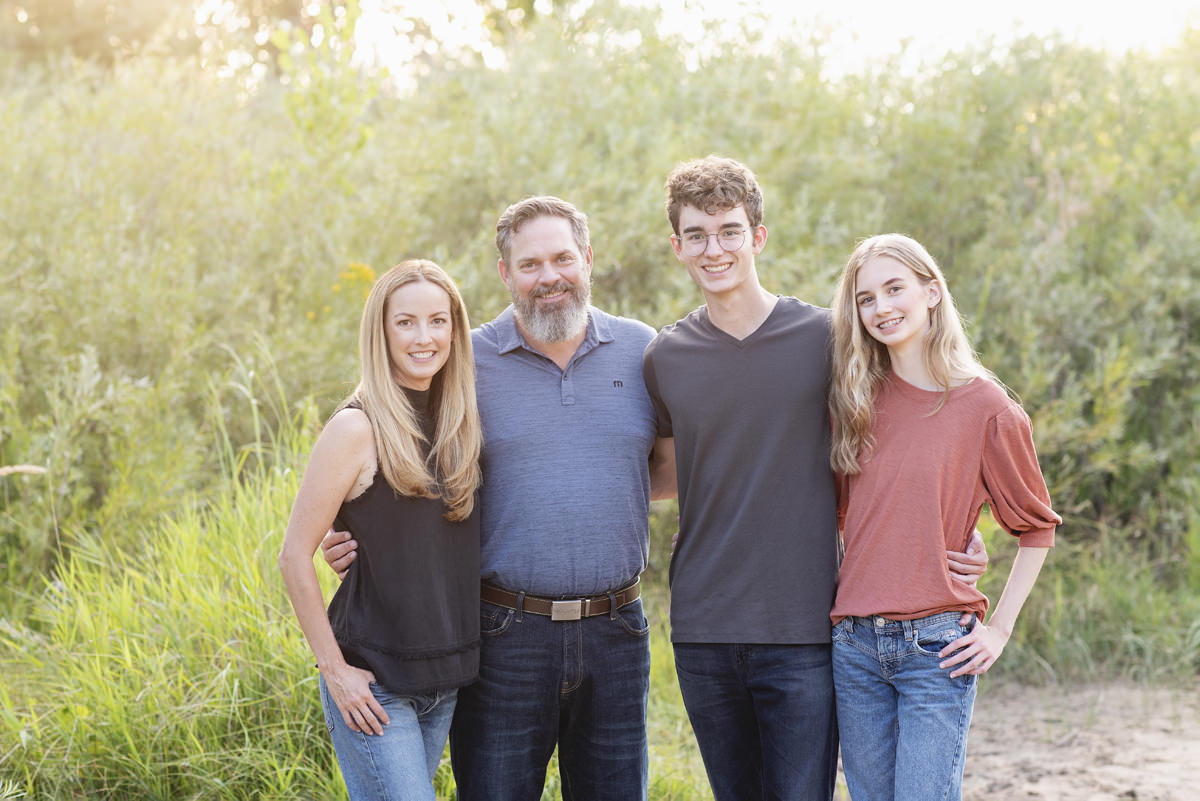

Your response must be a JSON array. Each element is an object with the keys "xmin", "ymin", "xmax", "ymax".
[{"xmin": 325, "ymin": 195, "xmax": 675, "ymax": 801}]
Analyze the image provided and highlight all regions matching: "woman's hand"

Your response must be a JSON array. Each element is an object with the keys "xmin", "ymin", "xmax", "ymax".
[
  {"xmin": 937, "ymin": 619, "xmax": 1010, "ymax": 678},
  {"xmin": 324, "ymin": 664, "xmax": 390, "ymax": 735}
]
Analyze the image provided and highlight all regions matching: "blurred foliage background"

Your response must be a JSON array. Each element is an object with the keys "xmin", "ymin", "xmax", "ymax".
[{"xmin": 1, "ymin": 0, "xmax": 1198, "ymax": 797}]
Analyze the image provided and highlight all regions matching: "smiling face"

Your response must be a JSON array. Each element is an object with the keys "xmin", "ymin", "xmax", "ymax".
[
  {"xmin": 671, "ymin": 204, "xmax": 766, "ymax": 301},
  {"xmin": 498, "ymin": 214, "xmax": 592, "ymax": 344},
  {"xmin": 384, "ymin": 279, "xmax": 454, "ymax": 390},
  {"xmin": 854, "ymin": 254, "xmax": 941, "ymax": 359}
]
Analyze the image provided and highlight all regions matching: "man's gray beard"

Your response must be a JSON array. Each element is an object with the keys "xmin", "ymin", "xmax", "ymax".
[{"xmin": 511, "ymin": 282, "xmax": 591, "ymax": 343}]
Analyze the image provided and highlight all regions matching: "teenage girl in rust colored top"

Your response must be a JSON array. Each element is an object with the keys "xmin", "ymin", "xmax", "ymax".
[{"xmin": 828, "ymin": 234, "xmax": 1061, "ymax": 801}]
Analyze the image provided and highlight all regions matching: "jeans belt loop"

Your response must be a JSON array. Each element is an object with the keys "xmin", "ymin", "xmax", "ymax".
[
  {"xmin": 608, "ymin": 590, "xmax": 618, "ymax": 620},
  {"xmin": 516, "ymin": 590, "xmax": 526, "ymax": 623},
  {"xmin": 902, "ymin": 618, "xmax": 916, "ymax": 641}
]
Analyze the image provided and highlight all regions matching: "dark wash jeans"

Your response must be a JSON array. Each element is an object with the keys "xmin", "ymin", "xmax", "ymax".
[
  {"xmin": 449, "ymin": 597, "xmax": 651, "ymax": 801},
  {"xmin": 673, "ymin": 642, "xmax": 838, "ymax": 801}
]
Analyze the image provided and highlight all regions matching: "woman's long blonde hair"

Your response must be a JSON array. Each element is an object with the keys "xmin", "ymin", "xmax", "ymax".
[
  {"xmin": 347, "ymin": 259, "xmax": 482, "ymax": 520},
  {"xmin": 830, "ymin": 234, "xmax": 996, "ymax": 475}
]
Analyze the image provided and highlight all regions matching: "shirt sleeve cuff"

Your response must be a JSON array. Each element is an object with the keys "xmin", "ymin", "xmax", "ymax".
[{"xmin": 1016, "ymin": 527, "xmax": 1056, "ymax": 548}]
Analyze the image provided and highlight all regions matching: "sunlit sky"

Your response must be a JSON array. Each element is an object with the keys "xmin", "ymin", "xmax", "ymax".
[{"xmin": 356, "ymin": 0, "xmax": 1200, "ymax": 78}]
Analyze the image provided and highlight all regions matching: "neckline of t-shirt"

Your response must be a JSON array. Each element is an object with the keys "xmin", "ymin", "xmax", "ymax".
[
  {"xmin": 888, "ymin": 368, "xmax": 982, "ymax": 400},
  {"xmin": 700, "ymin": 295, "xmax": 788, "ymax": 347}
]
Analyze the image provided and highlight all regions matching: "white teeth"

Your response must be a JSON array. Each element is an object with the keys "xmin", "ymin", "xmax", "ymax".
[
  {"xmin": 878, "ymin": 318, "xmax": 903, "ymax": 330},
  {"xmin": 410, "ymin": 351, "xmax": 434, "ymax": 359},
  {"xmin": 702, "ymin": 264, "xmax": 731, "ymax": 273}
]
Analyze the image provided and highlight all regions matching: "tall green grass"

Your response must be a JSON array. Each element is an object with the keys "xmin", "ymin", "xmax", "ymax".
[
  {"xmin": 2, "ymin": 411, "xmax": 1197, "ymax": 798},
  {"xmin": 0, "ymin": 409, "xmax": 346, "ymax": 799},
  {"xmin": 0, "ymin": 420, "xmax": 708, "ymax": 798}
]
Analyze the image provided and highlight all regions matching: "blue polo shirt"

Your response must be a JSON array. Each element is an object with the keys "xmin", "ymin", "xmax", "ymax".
[{"xmin": 472, "ymin": 305, "xmax": 658, "ymax": 596}]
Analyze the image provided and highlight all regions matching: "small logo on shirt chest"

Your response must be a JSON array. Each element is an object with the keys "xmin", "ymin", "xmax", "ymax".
[{"xmin": 612, "ymin": 380, "xmax": 624, "ymax": 388}]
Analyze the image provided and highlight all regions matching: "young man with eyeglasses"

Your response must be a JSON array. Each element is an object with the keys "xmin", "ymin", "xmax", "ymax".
[{"xmin": 642, "ymin": 156, "xmax": 985, "ymax": 800}]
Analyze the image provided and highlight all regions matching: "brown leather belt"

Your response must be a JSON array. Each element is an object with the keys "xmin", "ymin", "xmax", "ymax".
[{"xmin": 480, "ymin": 579, "xmax": 641, "ymax": 621}]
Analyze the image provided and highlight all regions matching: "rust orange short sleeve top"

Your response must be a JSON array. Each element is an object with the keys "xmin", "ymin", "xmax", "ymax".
[{"xmin": 831, "ymin": 372, "xmax": 1060, "ymax": 624}]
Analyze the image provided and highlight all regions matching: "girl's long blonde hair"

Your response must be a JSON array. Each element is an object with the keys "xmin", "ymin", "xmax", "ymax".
[
  {"xmin": 830, "ymin": 234, "xmax": 997, "ymax": 475},
  {"xmin": 347, "ymin": 259, "xmax": 482, "ymax": 520}
]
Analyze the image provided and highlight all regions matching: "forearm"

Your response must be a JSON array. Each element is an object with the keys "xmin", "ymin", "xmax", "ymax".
[
  {"xmin": 985, "ymin": 545, "xmax": 1050, "ymax": 636},
  {"xmin": 279, "ymin": 553, "xmax": 348, "ymax": 673},
  {"xmin": 649, "ymin": 437, "xmax": 677, "ymax": 501}
]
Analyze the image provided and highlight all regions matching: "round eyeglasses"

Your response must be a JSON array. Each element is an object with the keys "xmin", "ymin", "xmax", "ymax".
[{"xmin": 677, "ymin": 228, "xmax": 748, "ymax": 256}]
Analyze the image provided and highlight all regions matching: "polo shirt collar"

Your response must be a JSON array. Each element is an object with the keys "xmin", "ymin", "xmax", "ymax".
[{"xmin": 494, "ymin": 305, "xmax": 612, "ymax": 356}]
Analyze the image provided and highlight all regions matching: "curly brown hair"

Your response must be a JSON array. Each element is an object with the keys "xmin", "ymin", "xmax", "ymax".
[{"xmin": 664, "ymin": 155, "xmax": 764, "ymax": 234}]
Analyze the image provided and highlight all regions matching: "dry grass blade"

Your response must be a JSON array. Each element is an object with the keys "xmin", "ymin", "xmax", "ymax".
[{"xmin": 0, "ymin": 465, "xmax": 48, "ymax": 477}]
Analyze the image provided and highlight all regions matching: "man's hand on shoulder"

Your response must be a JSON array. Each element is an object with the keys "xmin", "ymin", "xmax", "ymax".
[{"xmin": 321, "ymin": 529, "xmax": 358, "ymax": 580}]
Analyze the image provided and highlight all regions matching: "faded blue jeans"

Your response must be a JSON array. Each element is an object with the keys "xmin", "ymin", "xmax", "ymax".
[
  {"xmin": 673, "ymin": 642, "xmax": 838, "ymax": 801},
  {"xmin": 832, "ymin": 612, "xmax": 978, "ymax": 801},
  {"xmin": 319, "ymin": 674, "xmax": 455, "ymax": 801},
  {"xmin": 450, "ymin": 597, "xmax": 651, "ymax": 801}
]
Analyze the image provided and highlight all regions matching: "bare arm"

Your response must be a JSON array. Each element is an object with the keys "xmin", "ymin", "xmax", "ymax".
[
  {"xmin": 278, "ymin": 410, "xmax": 388, "ymax": 734},
  {"xmin": 938, "ymin": 545, "xmax": 1050, "ymax": 677},
  {"xmin": 649, "ymin": 436, "xmax": 677, "ymax": 501}
]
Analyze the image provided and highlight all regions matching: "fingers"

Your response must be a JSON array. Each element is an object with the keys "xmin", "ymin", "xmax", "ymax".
[
  {"xmin": 322, "ymin": 528, "xmax": 352, "ymax": 547},
  {"xmin": 336, "ymin": 690, "xmax": 387, "ymax": 735},
  {"xmin": 357, "ymin": 704, "xmax": 386, "ymax": 736},
  {"xmin": 946, "ymin": 551, "xmax": 985, "ymax": 587},
  {"xmin": 341, "ymin": 707, "xmax": 363, "ymax": 733},
  {"xmin": 342, "ymin": 705, "xmax": 385, "ymax": 736},
  {"xmin": 939, "ymin": 624, "xmax": 1002, "ymax": 676},
  {"xmin": 957, "ymin": 612, "xmax": 974, "ymax": 626},
  {"xmin": 946, "ymin": 564, "xmax": 982, "ymax": 587},
  {"xmin": 937, "ymin": 635, "xmax": 975, "ymax": 668},
  {"xmin": 945, "ymin": 551, "xmax": 986, "ymax": 573},
  {"xmin": 323, "ymin": 539, "xmax": 358, "ymax": 573},
  {"xmin": 367, "ymin": 695, "xmax": 390, "ymax": 729},
  {"xmin": 940, "ymin": 644, "xmax": 983, "ymax": 676},
  {"xmin": 966, "ymin": 529, "xmax": 989, "ymax": 566},
  {"xmin": 330, "ymin": 667, "xmax": 389, "ymax": 735},
  {"xmin": 950, "ymin": 650, "xmax": 995, "ymax": 678}
]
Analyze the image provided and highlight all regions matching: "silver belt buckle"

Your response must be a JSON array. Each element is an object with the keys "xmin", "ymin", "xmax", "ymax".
[{"xmin": 551, "ymin": 600, "xmax": 582, "ymax": 621}]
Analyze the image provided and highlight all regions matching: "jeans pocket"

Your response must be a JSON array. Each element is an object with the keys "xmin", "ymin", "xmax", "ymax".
[
  {"xmin": 615, "ymin": 600, "xmax": 650, "ymax": 637},
  {"xmin": 368, "ymin": 680, "xmax": 399, "ymax": 704},
  {"xmin": 912, "ymin": 618, "xmax": 970, "ymax": 657},
  {"xmin": 480, "ymin": 601, "xmax": 515, "ymax": 637}
]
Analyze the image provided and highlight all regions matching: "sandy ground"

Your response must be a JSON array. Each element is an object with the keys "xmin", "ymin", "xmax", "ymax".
[
  {"xmin": 831, "ymin": 680, "xmax": 1200, "ymax": 801},
  {"xmin": 962, "ymin": 681, "xmax": 1200, "ymax": 801}
]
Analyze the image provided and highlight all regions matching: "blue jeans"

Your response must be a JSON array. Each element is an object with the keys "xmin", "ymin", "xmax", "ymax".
[
  {"xmin": 319, "ymin": 674, "xmax": 455, "ymax": 801},
  {"xmin": 449, "ymin": 597, "xmax": 651, "ymax": 801},
  {"xmin": 832, "ymin": 612, "xmax": 978, "ymax": 801},
  {"xmin": 673, "ymin": 642, "xmax": 838, "ymax": 801}
]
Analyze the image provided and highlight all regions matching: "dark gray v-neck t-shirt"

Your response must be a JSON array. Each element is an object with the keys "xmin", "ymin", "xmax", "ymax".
[{"xmin": 643, "ymin": 296, "xmax": 839, "ymax": 644}]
